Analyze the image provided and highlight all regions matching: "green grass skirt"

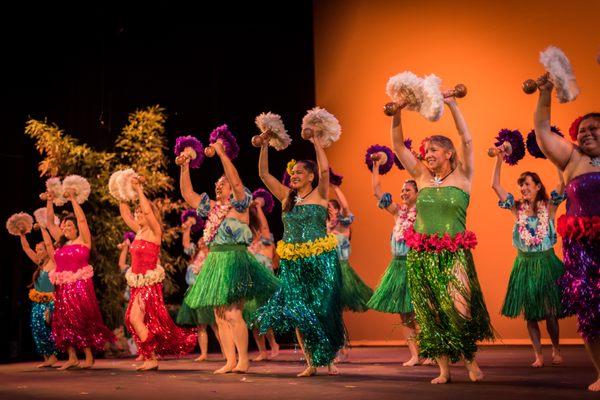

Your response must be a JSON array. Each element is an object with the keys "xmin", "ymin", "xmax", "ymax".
[
  {"xmin": 407, "ymin": 248, "xmax": 494, "ymax": 362},
  {"xmin": 501, "ymin": 249, "xmax": 567, "ymax": 321},
  {"xmin": 256, "ymin": 249, "xmax": 345, "ymax": 367},
  {"xmin": 176, "ymin": 287, "xmax": 215, "ymax": 325},
  {"xmin": 243, "ymin": 264, "xmax": 279, "ymax": 327},
  {"xmin": 340, "ymin": 260, "xmax": 373, "ymax": 312},
  {"xmin": 184, "ymin": 244, "xmax": 279, "ymax": 309},
  {"xmin": 367, "ymin": 256, "xmax": 413, "ymax": 314}
]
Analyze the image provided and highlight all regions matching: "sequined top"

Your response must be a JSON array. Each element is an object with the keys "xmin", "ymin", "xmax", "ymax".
[
  {"xmin": 565, "ymin": 172, "xmax": 600, "ymax": 217},
  {"xmin": 282, "ymin": 204, "xmax": 328, "ymax": 243},
  {"xmin": 414, "ymin": 187, "xmax": 468, "ymax": 235},
  {"xmin": 54, "ymin": 244, "xmax": 90, "ymax": 273},
  {"xmin": 210, "ymin": 218, "xmax": 254, "ymax": 246},
  {"xmin": 334, "ymin": 233, "xmax": 351, "ymax": 260},
  {"xmin": 35, "ymin": 270, "xmax": 54, "ymax": 293},
  {"xmin": 130, "ymin": 239, "xmax": 160, "ymax": 274}
]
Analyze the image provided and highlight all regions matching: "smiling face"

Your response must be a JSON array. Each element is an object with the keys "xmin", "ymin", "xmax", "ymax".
[
  {"xmin": 60, "ymin": 219, "xmax": 78, "ymax": 240},
  {"xmin": 289, "ymin": 162, "xmax": 314, "ymax": 191},
  {"xmin": 215, "ymin": 176, "xmax": 231, "ymax": 201},
  {"xmin": 518, "ymin": 175, "xmax": 541, "ymax": 202},
  {"xmin": 35, "ymin": 242, "xmax": 48, "ymax": 263},
  {"xmin": 577, "ymin": 116, "xmax": 600, "ymax": 157},
  {"xmin": 424, "ymin": 141, "xmax": 453, "ymax": 172},
  {"xmin": 400, "ymin": 181, "xmax": 418, "ymax": 205}
]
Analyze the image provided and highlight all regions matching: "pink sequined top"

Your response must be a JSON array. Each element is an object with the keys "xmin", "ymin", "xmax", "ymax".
[
  {"xmin": 130, "ymin": 239, "xmax": 160, "ymax": 274},
  {"xmin": 54, "ymin": 244, "xmax": 91, "ymax": 273}
]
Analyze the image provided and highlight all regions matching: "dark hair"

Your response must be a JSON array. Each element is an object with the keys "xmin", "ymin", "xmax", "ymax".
[
  {"xmin": 516, "ymin": 171, "xmax": 548, "ymax": 213},
  {"xmin": 283, "ymin": 160, "xmax": 318, "ymax": 213},
  {"xmin": 405, "ymin": 179, "xmax": 418, "ymax": 191},
  {"xmin": 580, "ymin": 112, "xmax": 600, "ymax": 126},
  {"xmin": 427, "ymin": 135, "xmax": 458, "ymax": 169},
  {"xmin": 56, "ymin": 212, "xmax": 78, "ymax": 248}
]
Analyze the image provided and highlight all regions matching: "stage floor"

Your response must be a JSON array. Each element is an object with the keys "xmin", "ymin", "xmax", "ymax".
[{"xmin": 0, "ymin": 346, "xmax": 595, "ymax": 399}]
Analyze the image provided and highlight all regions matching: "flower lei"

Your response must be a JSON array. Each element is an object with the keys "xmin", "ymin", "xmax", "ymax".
[
  {"xmin": 404, "ymin": 227, "xmax": 477, "ymax": 252},
  {"xmin": 126, "ymin": 265, "xmax": 165, "ymax": 288},
  {"xmin": 203, "ymin": 201, "xmax": 232, "ymax": 244},
  {"xmin": 277, "ymin": 234, "xmax": 338, "ymax": 260},
  {"xmin": 28, "ymin": 289, "xmax": 54, "ymax": 303},
  {"xmin": 517, "ymin": 201, "xmax": 549, "ymax": 247},
  {"xmin": 49, "ymin": 265, "xmax": 94, "ymax": 285},
  {"xmin": 393, "ymin": 205, "xmax": 417, "ymax": 242}
]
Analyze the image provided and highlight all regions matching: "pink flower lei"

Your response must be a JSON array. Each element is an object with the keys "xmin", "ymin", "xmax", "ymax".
[
  {"xmin": 517, "ymin": 201, "xmax": 549, "ymax": 247},
  {"xmin": 393, "ymin": 205, "xmax": 416, "ymax": 242},
  {"xmin": 203, "ymin": 201, "xmax": 232, "ymax": 244}
]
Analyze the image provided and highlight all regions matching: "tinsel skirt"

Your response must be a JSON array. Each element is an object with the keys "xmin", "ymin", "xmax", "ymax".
[
  {"xmin": 340, "ymin": 260, "xmax": 373, "ymax": 312},
  {"xmin": 256, "ymin": 249, "xmax": 345, "ymax": 367},
  {"xmin": 31, "ymin": 301, "xmax": 57, "ymax": 356},
  {"xmin": 126, "ymin": 282, "xmax": 197, "ymax": 358},
  {"xmin": 407, "ymin": 249, "xmax": 494, "ymax": 362},
  {"xmin": 367, "ymin": 255, "xmax": 413, "ymax": 314},
  {"xmin": 184, "ymin": 244, "xmax": 279, "ymax": 309},
  {"xmin": 52, "ymin": 278, "xmax": 115, "ymax": 351},
  {"xmin": 501, "ymin": 249, "xmax": 567, "ymax": 321}
]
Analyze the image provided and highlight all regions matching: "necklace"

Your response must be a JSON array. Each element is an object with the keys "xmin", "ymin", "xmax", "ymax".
[
  {"xmin": 295, "ymin": 187, "xmax": 316, "ymax": 205},
  {"xmin": 431, "ymin": 167, "xmax": 455, "ymax": 186},
  {"xmin": 590, "ymin": 155, "xmax": 600, "ymax": 167}
]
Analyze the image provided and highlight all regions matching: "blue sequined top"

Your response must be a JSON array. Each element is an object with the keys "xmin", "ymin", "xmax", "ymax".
[
  {"xmin": 35, "ymin": 270, "xmax": 54, "ymax": 293},
  {"xmin": 282, "ymin": 204, "xmax": 328, "ymax": 243}
]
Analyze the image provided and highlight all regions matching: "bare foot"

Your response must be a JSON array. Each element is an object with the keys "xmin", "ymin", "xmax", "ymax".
[
  {"xmin": 297, "ymin": 366, "xmax": 317, "ymax": 377},
  {"xmin": 328, "ymin": 364, "xmax": 339, "ymax": 376},
  {"xmin": 468, "ymin": 368, "xmax": 484, "ymax": 382},
  {"xmin": 213, "ymin": 363, "xmax": 235, "ymax": 374},
  {"xmin": 530, "ymin": 357, "xmax": 544, "ymax": 368},
  {"xmin": 37, "ymin": 355, "xmax": 58, "ymax": 368},
  {"xmin": 252, "ymin": 353, "xmax": 267, "ymax": 362},
  {"xmin": 431, "ymin": 374, "xmax": 450, "ymax": 384},
  {"xmin": 421, "ymin": 358, "xmax": 436, "ymax": 366},
  {"xmin": 135, "ymin": 355, "xmax": 144, "ymax": 362},
  {"xmin": 233, "ymin": 360, "xmax": 249, "ymax": 373},
  {"xmin": 57, "ymin": 360, "xmax": 79, "ymax": 371},
  {"xmin": 137, "ymin": 360, "xmax": 158, "ymax": 371},
  {"xmin": 589, "ymin": 378, "xmax": 600, "ymax": 392},
  {"xmin": 270, "ymin": 343, "xmax": 280, "ymax": 358},
  {"xmin": 402, "ymin": 356, "xmax": 419, "ymax": 367},
  {"xmin": 194, "ymin": 354, "xmax": 208, "ymax": 362},
  {"xmin": 551, "ymin": 350, "xmax": 563, "ymax": 365},
  {"xmin": 79, "ymin": 359, "xmax": 94, "ymax": 369}
]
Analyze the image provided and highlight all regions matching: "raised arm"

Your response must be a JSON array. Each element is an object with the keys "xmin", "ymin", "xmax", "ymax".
[
  {"xmin": 133, "ymin": 178, "xmax": 162, "ymax": 239},
  {"xmin": 371, "ymin": 161, "xmax": 398, "ymax": 215},
  {"xmin": 332, "ymin": 186, "xmax": 351, "ymax": 216},
  {"xmin": 252, "ymin": 202, "xmax": 271, "ymax": 238},
  {"xmin": 65, "ymin": 190, "xmax": 92, "ymax": 247},
  {"xmin": 179, "ymin": 160, "xmax": 202, "ymax": 208},
  {"xmin": 39, "ymin": 226, "xmax": 56, "ymax": 263},
  {"xmin": 445, "ymin": 98, "xmax": 474, "ymax": 179},
  {"xmin": 390, "ymin": 110, "xmax": 424, "ymax": 179},
  {"xmin": 213, "ymin": 141, "xmax": 245, "ymax": 202},
  {"xmin": 491, "ymin": 151, "xmax": 510, "ymax": 202},
  {"xmin": 118, "ymin": 241, "xmax": 130, "ymax": 272},
  {"xmin": 533, "ymin": 82, "xmax": 574, "ymax": 169},
  {"xmin": 119, "ymin": 202, "xmax": 141, "ymax": 232},
  {"xmin": 312, "ymin": 137, "xmax": 330, "ymax": 200},
  {"xmin": 258, "ymin": 144, "xmax": 289, "ymax": 202},
  {"xmin": 44, "ymin": 194, "xmax": 62, "ymax": 241},
  {"xmin": 181, "ymin": 220, "xmax": 193, "ymax": 250},
  {"xmin": 18, "ymin": 233, "xmax": 39, "ymax": 264},
  {"xmin": 549, "ymin": 167, "xmax": 567, "ymax": 216}
]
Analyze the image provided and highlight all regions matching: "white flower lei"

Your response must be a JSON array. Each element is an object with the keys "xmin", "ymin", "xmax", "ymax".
[
  {"xmin": 517, "ymin": 201, "xmax": 549, "ymax": 247},
  {"xmin": 393, "ymin": 205, "xmax": 417, "ymax": 242},
  {"xmin": 202, "ymin": 201, "xmax": 232, "ymax": 244}
]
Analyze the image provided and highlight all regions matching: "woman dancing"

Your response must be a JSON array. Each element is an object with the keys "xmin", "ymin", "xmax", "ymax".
[
  {"xmin": 177, "ymin": 216, "xmax": 222, "ymax": 362},
  {"xmin": 492, "ymin": 152, "xmax": 567, "ymax": 367},
  {"xmin": 533, "ymin": 80, "xmax": 600, "ymax": 391},
  {"xmin": 367, "ymin": 161, "xmax": 422, "ymax": 366},
  {"xmin": 45, "ymin": 190, "xmax": 115, "ymax": 370},
  {"xmin": 256, "ymin": 135, "xmax": 345, "ymax": 377},
  {"xmin": 179, "ymin": 140, "xmax": 278, "ymax": 374},
  {"xmin": 118, "ymin": 177, "xmax": 197, "ymax": 371},
  {"xmin": 16, "ymin": 225, "xmax": 58, "ymax": 367},
  {"xmin": 391, "ymin": 97, "xmax": 493, "ymax": 384}
]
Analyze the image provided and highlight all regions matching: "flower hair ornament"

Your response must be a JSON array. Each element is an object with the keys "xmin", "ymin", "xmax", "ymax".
[
  {"xmin": 286, "ymin": 159, "xmax": 297, "ymax": 175},
  {"xmin": 568, "ymin": 116, "xmax": 584, "ymax": 142}
]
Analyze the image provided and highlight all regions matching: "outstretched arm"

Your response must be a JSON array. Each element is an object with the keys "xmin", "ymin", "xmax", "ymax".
[
  {"xmin": 39, "ymin": 226, "xmax": 56, "ymax": 263},
  {"xmin": 252, "ymin": 202, "xmax": 271, "ymax": 238},
  {"xmin": 391, "ymin": 110, "xmax": 424, "ymax": 179},
  {"xmin": 133, "ymin": 178, "xmax": 162, "ymax": 239},
  {"xmin": 119, "ymin": 202, "xmax": 141, "ymax": 232},
  {"xmin": 332, "ymin": 186, "xmax": 351, "ymax": 216},
  {"xmin": 18, "ymin": 233, "xmax": 39, "ymax": 264},
  {"xmin": 118, "ymin": 241, "xmax": 130, "ymax": 272},
  {"xmin": 179, "ymin": 161, "xmax": 203, "ymax": 208},
  {"xmin": 181, "ymin": 220, "xmax": 193, "ymax": 250},
  {"xmin": 258, "ymin": 144, "xmax": 289, "ymax": 202},
  {"xmin": 534, "ymin": 82, "xmax": 574, "ymax": 169},
  {"xmin": 44, "ymin": 195, "xmax": 62, "ymax": 241},
  {"xmin": 313, "ymin": 136, "xmax": 330, "ymax": 200},
  {"xmin": 549, "ymin": 167, "xmax": 567, "ymax": 216},
  {"xmin": 371, "ymin": 161, "xmax": 398, "ymax": 215},
  {"xmin": 491, "ymin": 151, "xmax": 510, "ymax": 202},
  {"xmin": 445, "ymin": 98, "xmax": 474, "ymax": 179},
  {"xmin": 214, "ymin": 141, "xmax": 245, "ymax": 202},
  {"xmin": 65, "ymin": 190, "xmax": 92, "ymax": 247}
]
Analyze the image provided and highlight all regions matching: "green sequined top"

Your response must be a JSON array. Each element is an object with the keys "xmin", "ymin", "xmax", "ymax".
[
  {"xmin": 414, "ymin": 186, "xmax": 469, "ymax": 235},
  {"xmin": 282, "ymin": 204, "xmax": 328, "ymax": 243}
]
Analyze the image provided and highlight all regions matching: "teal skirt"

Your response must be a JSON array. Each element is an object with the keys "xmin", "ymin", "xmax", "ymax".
[
  {"xmin": 367, "ymin": 256, "xmax": 413, "ymax": 314},
  {"xmin": 243, "ymin": 258, "xmax": 279, "ymax": 327},
  {"xmin": 256, "ymin": 249, "xmax": 345, "ymax": 367},
  {"xmin": 340, "ymin": 260, "xmax": 373, "ymax": 312},
  {"xmin": 177, "ymin": 288, "xmax": 215, "ymax": 325},
  {"xmin": 184, "ymin": 244, "xmax": 279, "ymax": 309},
  {"xmin": 501, "ymin": 249, "xmax": 568, "ymax": 321}
]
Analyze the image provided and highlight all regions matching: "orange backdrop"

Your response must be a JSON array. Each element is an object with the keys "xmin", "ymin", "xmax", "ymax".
[{"xmin": 313, "ymin": 0, "xmax": 600, "ymax": 343}]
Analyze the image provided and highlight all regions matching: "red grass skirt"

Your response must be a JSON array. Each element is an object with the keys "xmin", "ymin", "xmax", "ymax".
[
  {"xmin": 52, "ymin": 278, "xmax": 115, "ymax": 351},
  {"xmin": 126, "ymin": 283, "xmax": 197, "ymax": 358}
]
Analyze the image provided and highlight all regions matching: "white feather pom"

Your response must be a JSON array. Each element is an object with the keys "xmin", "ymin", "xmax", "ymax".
[
  {"xmin": 62, "ymin": 175, "xmax": 91, "ymax": 204},
  {"xmin": 539, "ymin": 46, "xmax": 579, "ymax": 103},
  {"xmin": 33, "ymin": 207, "xmax": 59, "ymax": 229},
  {"xmin": 45, "ymin": 177, "xmax": 66, "ymax": 206},
  {"xmin": 108, "ymin": 170, "xmax": 125, "ymax": 201},
  {"xmin": 255, "ymin": 112, "xmax": 291, "ymax": 150},
  {"xmin": 420, "ymin": 74, "xmax": 445, "ymax": 122},
  {"xmin": 385, "ymin": 71, "xmax": 424, "ymax": 111},
  {"xmin": 6, "ymin": 212, "xmax": 34, "ymax": 236},
  {"xmin": 116, "ymin": 169, "xmax": 138, "ymax": 202},
  {"xmin": 301, "ymin": 107, "xmax": 342, "ymax": 148}
]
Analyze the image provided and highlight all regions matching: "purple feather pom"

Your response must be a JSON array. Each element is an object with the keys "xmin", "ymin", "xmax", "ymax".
[
  {"xmin": 329, "ymin": 167, "xmax": 343, "ymax": 186},
  {"xmin": 281, "ymin": 170, "xmax": 291, "ymax": 187},
  {"xmin": 123, "ymin": 231, "xmax": 136, "ymax": 243},
  {"xmin": 494, "ymin": 129, "xmax": 525, "ymax": 165},
  {"xmin": 526, "ymin": 126, "xmax": 563, "ymax": 159},
  {"xmin": 180, "ymin": 209, "xmax": 205, "ymax": 233},
  {"xmin": 209, "ymin": 124, "xmax": 240, "ymax": 160},
  {"xmin": 393, "ymin": 138, "xmax": 413, "ymax": 170},
  {"xmin": 365, "ymin": 144, "xmax": 395, "ymax": 175},
  {"xmin": 252, "ymin": 188, "xmax": 275, "ymax": 214},
  {"xmin": 174, "ymin": 135, "xmax": 205, "ymax": 168}
]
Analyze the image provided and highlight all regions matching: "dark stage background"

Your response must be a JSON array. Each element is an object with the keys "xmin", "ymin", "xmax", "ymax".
[{"xmin": 0, "ymin": 3, "xmax": 316, "ymax": 362}]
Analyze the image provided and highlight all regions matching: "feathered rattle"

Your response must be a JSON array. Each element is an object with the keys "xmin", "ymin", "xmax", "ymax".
[
  {"xmin": 365, "ymin": 145, "xmax": 395, "ymax": 175},
  {"xmin": 108, "ymin": 169, "xmax": 141, "ymax": 202},
  {"xmin": 204, "ymin": 124, "xmax": 240, "ymax": 159},
  {"xmin": 6, "ymin": 212, "xmax": 34, "ymax": 236},
  {"xmin": 174, "ymin": 135, "xmax": 205, "ymax": 168},
  {"xmin": 252, "ymin": 188, "xmax": 275, "ymax": 214},
  {"xmin": 300, "ymin": 107, "xmax": 341, "ymax": 148},
  {"xmin": 487, "ymin": 129, "xmax": 525, "ymax": 165},
  {"xmin": 252, "ymin": 112, "xmax": 291, "ymax": 150},
  {"xmin": 522, "ymin": 46, "xmax": 579, "ymax": 103}
]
